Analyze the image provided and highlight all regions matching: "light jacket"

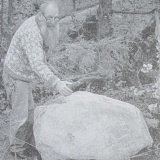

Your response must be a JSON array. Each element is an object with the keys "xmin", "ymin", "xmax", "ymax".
[{"xmin": 4, "ymin": 16, "xmax": 60, "ymax": 87}]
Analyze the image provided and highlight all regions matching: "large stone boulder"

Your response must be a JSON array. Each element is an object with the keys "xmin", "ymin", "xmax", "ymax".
[{"xmin": 33, "ymin": 91, "xmax": 153, "ymax": 160}]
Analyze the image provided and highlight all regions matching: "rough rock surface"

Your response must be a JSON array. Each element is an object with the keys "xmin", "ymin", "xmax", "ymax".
[{"xmin": 33, "ymin": 91, "xmax": 153, "ymax": 160}]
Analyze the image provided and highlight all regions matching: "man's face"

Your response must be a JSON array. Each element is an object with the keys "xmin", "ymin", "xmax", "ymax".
[{"xmin": 43, "ymin": 4, "xmax": 59, "ymax": 28}]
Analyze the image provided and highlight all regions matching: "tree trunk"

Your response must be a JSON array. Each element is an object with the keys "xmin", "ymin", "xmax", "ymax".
[
  {"xmin": 97, "ymin": 0, "xmax": 112, "ymax": 39},
  {"xmin": 72, "ymin": 0, "xmax": 76, "ymax": 11},
  {"xmin": 1, "ymin": 0, "xmax": 4, "ymax": 38},
  {"xmin": 8, "ymin": 0, "xmax": 13, "ymax": 26}
]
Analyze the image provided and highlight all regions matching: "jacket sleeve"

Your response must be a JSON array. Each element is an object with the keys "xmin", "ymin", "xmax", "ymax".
[{"xmin": 23, "ymin": 30, "xmax": 60, "ymax": 87}]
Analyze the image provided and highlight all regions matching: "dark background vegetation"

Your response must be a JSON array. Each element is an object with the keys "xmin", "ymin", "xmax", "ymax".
[{"xmin": 1, "ymin": 0, "xmax": 160, "ymax": 159}]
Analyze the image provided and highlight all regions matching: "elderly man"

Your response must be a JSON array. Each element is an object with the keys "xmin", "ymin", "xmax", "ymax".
[{"xmin": 3, "ymin": 1, "xmax": 72, "ymax": 159}]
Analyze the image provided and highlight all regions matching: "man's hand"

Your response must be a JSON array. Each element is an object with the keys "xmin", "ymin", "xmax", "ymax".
[{"xmin": 56, "ymin": 81, "xmax": 73, "ymax": 96}]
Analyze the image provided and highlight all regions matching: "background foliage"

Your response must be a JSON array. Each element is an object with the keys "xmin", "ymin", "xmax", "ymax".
[{"xmin": 1, "ymin": 0, "xmax": 160, "ymax": 159}]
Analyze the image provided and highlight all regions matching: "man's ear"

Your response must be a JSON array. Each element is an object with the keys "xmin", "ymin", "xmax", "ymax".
[{"xmin": 35, "ymin": 12, "xmax": 46, "ymax": 26}]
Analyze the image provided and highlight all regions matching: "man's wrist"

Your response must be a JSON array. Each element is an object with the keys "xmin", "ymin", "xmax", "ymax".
[{"xmin": 52, "ymin": 78, "xmax": 61, "ymax": 88}]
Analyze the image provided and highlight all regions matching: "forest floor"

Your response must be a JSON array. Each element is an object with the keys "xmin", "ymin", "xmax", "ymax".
[
  {"xmin": 0, "ymin": 100, "xmax": 160, "ymax": 160},
  {"xmin": 0, "ymin": 112, "xmax": 38, "ymax": 160}
]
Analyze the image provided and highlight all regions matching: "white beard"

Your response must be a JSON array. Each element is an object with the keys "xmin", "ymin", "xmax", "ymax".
[
  {"xmin": 47, "ymin": 25, "xmax": 60, "ymax": 50},
  {"xmin": 46, "ymin": 25, "xmax": 60, "ymax": 62},
  {"xmin": 36, "ymin": 14, "xmax": 60, "ymax": 62},
  {"xmin": 40, "ymin": 24, "xmax": 59, "ymax": 50},
  {"xmin": 35, "ymin": 13, "xmax": 59, "ymax": 50}
]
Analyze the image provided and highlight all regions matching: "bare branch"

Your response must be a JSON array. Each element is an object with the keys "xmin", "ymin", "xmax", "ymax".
[{"xmin": 66, "ymin": 76, "xmax": 105, "ymax": 91}]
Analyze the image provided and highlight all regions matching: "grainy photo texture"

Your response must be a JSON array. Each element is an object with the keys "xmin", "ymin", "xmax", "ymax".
[{"xmin": 0, "ymin": 0, "xmax": 160, "ymax": 160}]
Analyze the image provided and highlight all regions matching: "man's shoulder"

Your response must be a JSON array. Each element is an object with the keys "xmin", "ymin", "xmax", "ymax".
[
  {"xmin": 16, "ymin": 16, "xmax": 39, "ymax": 36},
  {"xmin": 20, "ymin": 16, "xmax": 37, "ymax": 29},
  {"xmin": 22, "ymin": 16, "xmax": 36, "ymax": 26}
]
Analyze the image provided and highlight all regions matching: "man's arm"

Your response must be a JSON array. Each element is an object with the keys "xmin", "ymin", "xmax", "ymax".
[
  {"xmin": 23, "ymin": 31, "xmax": 60, "ymax": 87},
  {"xmin": 23, "ymin": 31, "xmax": 72, "ymax": 95}
]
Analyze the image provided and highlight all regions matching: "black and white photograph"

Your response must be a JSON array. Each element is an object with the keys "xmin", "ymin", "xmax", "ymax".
[{"xmin": 0, "ymin": 0, "xmax": 160, "ymax": 160}]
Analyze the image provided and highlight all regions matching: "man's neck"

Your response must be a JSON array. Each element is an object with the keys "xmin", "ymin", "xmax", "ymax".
[{"xmin": 35, "ymin": 13, "xmax": 47, "ymax": 41}]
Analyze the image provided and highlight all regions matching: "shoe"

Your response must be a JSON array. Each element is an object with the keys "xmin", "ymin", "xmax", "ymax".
[
  {"xmin": 9, "ymin": 144, "xmax": 28, "ymax": 159},
  {"xmin": 23, "ymin": 146, "xmax": 42, "ymax": 160}
]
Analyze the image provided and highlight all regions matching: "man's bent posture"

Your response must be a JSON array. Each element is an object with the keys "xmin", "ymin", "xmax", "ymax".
[{"xmin": 3, "ymin": 1, "xmax": 72, "ymax": 158}]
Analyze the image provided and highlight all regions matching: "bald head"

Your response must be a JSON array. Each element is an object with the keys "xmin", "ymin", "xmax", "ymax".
[
  {"xmin": 40, "ymin": 1, "xmax": 59, "ymax": 28},
  {"xmin": 40, "ymin": 1, "xmax": 58, "ymax": 14}
]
